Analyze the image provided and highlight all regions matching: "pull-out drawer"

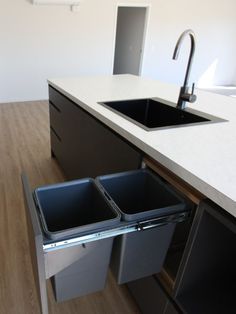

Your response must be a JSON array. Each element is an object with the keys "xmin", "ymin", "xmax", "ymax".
[
  {"xmin": 50, "ymin": 126, "xmax": 64, "ymax": 160},
  {"xmin": 49, "ymin": 102, "xmax": 63, "ymax": 136},
  {"xmin": 22, "ymin": 170, "xmax": 190, "ymax": 314},
  {"xmin": 97, "ymin": 169, "xmax": 187, "ymax": 284},
  {"xmin": 49, "ymin": 87, "xmax": 83, "ymax": 143},
  {"xmin": 49, "ymin": 86, "xmax": 71, "ymax": 113}
]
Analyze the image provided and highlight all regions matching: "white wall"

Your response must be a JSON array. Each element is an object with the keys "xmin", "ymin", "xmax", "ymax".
[
  {"xmin": 141, "ymin": 0, "xmax": 236, "ymax": 88},
  {"xmin": 1, "ymin": 0, "xmax": 236, "ymax": 103},
  {"xmin": 0, "ymin": 0, "xmax": 117, "ymax": 102}
]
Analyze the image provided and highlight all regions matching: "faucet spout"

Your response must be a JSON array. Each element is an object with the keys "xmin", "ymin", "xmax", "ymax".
[{"xmin": 173, "ymin": 29, "xmax": 197, "ymax": 109}]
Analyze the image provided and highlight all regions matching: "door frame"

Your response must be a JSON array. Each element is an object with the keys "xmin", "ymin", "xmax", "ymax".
[{"xmin": 111, "ymin": 3, "xmax": 151, "ymax": 76}]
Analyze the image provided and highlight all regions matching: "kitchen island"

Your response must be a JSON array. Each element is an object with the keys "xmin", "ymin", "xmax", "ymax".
[
  {"xmin": 47, "ymin": 74, "xmax": 236, "ymax": 314},
  {"xmin": 48, "ymin": 74, "xmax": 236, "ymax": 218}
]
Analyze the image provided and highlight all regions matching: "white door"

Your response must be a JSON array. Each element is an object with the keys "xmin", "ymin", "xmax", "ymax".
[{"xmin": 113, "ymin": 7, "xmax": 147, "ymax": 75}]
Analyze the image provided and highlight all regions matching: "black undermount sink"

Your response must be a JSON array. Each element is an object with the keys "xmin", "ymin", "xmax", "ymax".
[{"xmin": 99, "ymin": 98, "xmax": 225, "ymax": 131}]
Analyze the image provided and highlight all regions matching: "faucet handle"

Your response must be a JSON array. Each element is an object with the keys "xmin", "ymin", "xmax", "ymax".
[
  {"xmin": 189, "ymin": 83, "xmax": 197, "ymax": 103},
  {"xmin": 179, "ymin": 83, "xmax": 197, "ymax": 105}
]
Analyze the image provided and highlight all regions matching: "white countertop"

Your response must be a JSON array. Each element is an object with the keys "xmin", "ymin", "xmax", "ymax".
[{"xmin": 48, "ymin": 74, "xmax": 236, "ymax": 218}]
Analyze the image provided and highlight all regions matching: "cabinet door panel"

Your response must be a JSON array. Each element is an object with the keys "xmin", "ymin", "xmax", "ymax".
[
  {"xmin": 128, "ymin": 276, "xmax": 168, "ymax": 314},
  {"xmin": 128, "ymin": 276, "xmax": 180, "ymax": 314},
  {"xmin": 174, "ymin": 200, "xmax": 236, "ymax": 314}
]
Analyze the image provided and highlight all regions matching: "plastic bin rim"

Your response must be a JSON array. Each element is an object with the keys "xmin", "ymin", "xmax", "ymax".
[
  {"xmin": 95, "ymin": 168, "xmax": 186, "ymax": 205},
  {"xmin": 33, "ymin": 177, "xmax": 121, "ymax": 240},
  {"xmin": 34, "ymin": 177, "xmax": 95, "ymax": 192},
  {"xmin": 96, "ymin": 168, "xmax": 151, "ymax": 181},
  {"xmin": 95, "ymin": 169, "xmax": 188, "ymax": 221}
]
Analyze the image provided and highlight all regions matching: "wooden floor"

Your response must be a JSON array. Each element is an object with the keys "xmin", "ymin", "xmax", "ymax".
[{"xmin": 0, "ymin": 101, "xmax": 140, "ymax": 314}]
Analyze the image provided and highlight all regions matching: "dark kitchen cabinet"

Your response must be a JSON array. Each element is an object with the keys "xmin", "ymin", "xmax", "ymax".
[{"xmin": 49, "ymin": 86, "xmax": 141, "ymax": 179}]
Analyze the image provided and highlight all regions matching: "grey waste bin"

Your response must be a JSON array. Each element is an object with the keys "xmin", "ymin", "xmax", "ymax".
[
  {"xmin": 96, "ymin": 169, "xmax": 186, "ymax": 284},
  {"xmin": 34, "ymin": 178, "xmax": 120, "ymax": 302}
]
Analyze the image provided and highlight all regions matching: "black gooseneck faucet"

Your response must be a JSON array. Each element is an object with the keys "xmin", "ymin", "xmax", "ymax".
[{"xmin": 173, "ymin": 29, "xmax": 197, "ymax": 110}]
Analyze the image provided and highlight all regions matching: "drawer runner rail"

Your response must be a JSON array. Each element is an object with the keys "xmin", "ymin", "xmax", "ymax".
[{"xmin": 43, "ymin": 211, "xmax": 189, "ymax": 252}]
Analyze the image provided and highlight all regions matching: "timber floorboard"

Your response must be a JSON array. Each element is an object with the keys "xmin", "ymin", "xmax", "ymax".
[{"xmin": 0, "ymin": 101, "xmax": 140, "ymax": 314}]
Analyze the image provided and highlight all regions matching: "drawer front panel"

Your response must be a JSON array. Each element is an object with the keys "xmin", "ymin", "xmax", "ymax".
[
  {"xmin": 49, "ymin": 86, "xmax": 83, "ymax": 142},
  {"xmin": 49, "ymin": 86, "xmax": 70, "ymax": 113},
  {"xmin": 49, "ymin": 103, "xmax": 64, "ymax": 136},
  {"xmin": 48, "ymin": 85, "xmax": 141, "ymax": 179},
  {"xmin": 49, "ymin": 85, "xmax": 82, "ymax": 118},
  {"xmin": 50, "ymin": 127, "xmax": 63, "ymax": 158}
]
